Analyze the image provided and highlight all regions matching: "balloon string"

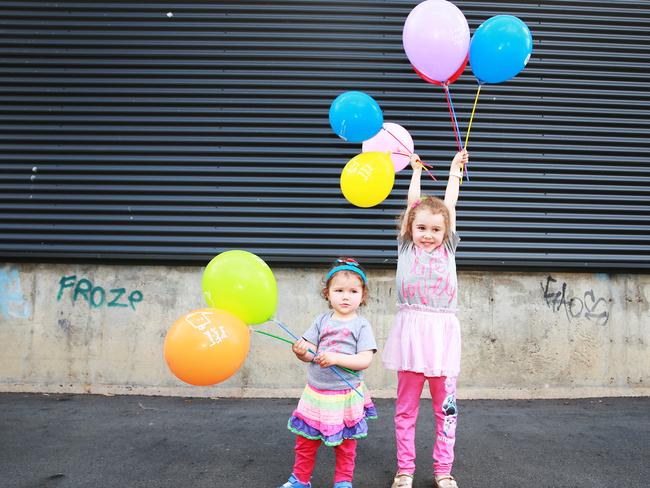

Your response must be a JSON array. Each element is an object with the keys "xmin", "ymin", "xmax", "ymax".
[
  {"xmin": 414, "ymin": 157, "xmax": 437, "ymax": 182},
  {"xmin": 382, "ymin": 127, "xmax": 412, "ymax": 155},
  {"xmin": 458, "ymin": 85, "xmax": 481, "ymax": 185},
  {"xmin": 384, "ymin": 128, "xmax": 436, "ymax": 182},
  {"xmin": 269, "ymin": 320, "xmax": 363, "ymax": 391},
  {"xmin": 444, "ymin": 84, "xmax": 469, "ymax": 183},
  {"xmin": 443, "ymin": 85, "xmax": 462, "ymax": 152},
  {"xmin": 270, "ymin": 319, "xmax": 359, "ymax": 377},
  {"xmin": 253, "ymin": 328, "xmax": 360, "ymax": 377},
  {"xmin": 464, "ymin": 84, "xmax": 482, "ymax": 149},
  {"xmin": 252, "ymin": 328, "xmax": 293, "ymax": 345}
]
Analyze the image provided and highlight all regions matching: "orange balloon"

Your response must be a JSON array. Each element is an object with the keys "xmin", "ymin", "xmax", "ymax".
[{"xmin": 164, "ymin": 308, "xmax": 250, "ymax": 386}]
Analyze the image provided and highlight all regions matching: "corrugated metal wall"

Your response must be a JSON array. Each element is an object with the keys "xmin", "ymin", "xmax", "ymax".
[{"xmin": 1, "ymin": 1, "xmax": 648, "ymax": 269}]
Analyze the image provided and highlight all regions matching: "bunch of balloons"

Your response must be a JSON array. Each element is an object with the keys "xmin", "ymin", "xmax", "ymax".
[
  {"xmin": 402, "ymin": 0, "xmax": 532, "ymax": 86},
  {"xmin": 330, "ymin": 92, "xmax": 422, "ymax": 208},
  {"xmin": 163, "ymin": 250, "xmax": 278, "ymax": 386},
  {"xmin": 403, "ymin": 0, "xmax": 533, "ymax": 155},
  {"xmin": 164, "ymin": 251, "xmax": 363, "ymax": 394},
  {"xmin": 329, "ymin": 91, "xmax": 398, "ymax": 208},
  {"xmin": 329, "ymin": 0, "xmax": 533, "ymax": 202}
]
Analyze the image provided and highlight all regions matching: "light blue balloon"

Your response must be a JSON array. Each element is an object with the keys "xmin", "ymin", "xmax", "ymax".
[
  {"xmin": 329, "ymin": 91, "xmax": 383, "ymax": 143},
  {"xmin": 469, "ymin": 15, "xmax": 533, "ymax": 84}
]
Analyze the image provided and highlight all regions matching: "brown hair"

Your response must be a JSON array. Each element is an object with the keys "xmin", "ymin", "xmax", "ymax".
[
  {"xmin": 321, "ymin": 257, "xmax": 368, "ymax": 307},
  {"xmin": 398, "ymin": 195, "xmax": 451, "ymax": 244}
]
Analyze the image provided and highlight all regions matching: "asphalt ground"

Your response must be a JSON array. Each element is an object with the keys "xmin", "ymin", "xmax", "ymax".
[{"xmin": 1, "ymin": 393, "xmax": 648, "ymax": 488}]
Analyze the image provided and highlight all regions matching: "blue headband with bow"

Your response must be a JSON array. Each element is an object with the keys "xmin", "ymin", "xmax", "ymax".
[{"xmin": 326, "ymin": 258, "xmax": 367, "ymax": 284}]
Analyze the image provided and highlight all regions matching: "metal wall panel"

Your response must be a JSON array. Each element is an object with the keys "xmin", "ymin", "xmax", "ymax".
[{"xmin": 0, "ymin": 1, "xmax": 648, "ymax": 269}]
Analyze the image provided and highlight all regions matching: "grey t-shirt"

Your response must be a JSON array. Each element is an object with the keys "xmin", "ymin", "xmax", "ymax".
[
  {"xmin": 396, "ymin": 230, "xmax": 460, "ymax": 309},
  {"xmin": 302, "ymin": 311, "xmax": 377, "ymax": 390}
]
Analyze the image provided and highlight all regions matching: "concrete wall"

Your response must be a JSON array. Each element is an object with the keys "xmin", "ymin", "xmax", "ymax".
[{"xmin": 1, "ymin": 262, "xmax": 648, "ymax": 399}]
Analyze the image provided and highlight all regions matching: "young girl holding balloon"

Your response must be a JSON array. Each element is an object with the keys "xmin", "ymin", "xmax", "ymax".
[
  {"xmin": 382, "ymin": 149, "xmax": 468, "ymax": 488},
  {"xmin": 278, "ymin": 258, "xmax": 377, "ymax": 488}
]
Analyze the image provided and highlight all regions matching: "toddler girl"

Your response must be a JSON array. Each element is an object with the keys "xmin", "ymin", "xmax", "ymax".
[{"xmin": 278, "ymin": 257, "xmax": 377, "ymax": 488}]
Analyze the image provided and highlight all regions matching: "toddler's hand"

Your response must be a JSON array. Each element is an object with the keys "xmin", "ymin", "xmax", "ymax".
[
  {"xmin": 314, "ymin": 351, "xmax": 339, "ymax": 368},
  {"xmin": 292, "ymin": 339, "xmax": 310, "ymax": 357}
]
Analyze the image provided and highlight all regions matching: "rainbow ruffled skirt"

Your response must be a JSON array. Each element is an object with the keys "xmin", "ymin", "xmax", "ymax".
[{"xmin": 288, "ymin": 382, "xmax": 377, "ymax": 447}]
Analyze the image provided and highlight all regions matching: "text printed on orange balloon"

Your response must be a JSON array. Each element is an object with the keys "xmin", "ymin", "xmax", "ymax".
[{"xmin": 185, "ymin": 310, "xmax": 229, "ymax": 347}]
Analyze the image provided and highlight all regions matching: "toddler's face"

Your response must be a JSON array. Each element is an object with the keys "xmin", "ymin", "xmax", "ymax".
[
  {"xmin": 326, "ymin": 272, "xmax": 364, "ymax": 319},
  {"xmin": 411, "ymin": 209, "xmax": 446, "ymax": 252}
]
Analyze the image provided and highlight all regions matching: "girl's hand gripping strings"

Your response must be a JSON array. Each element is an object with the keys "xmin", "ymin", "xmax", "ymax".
[
  {"xmin": 450, "ymin": 149, "xmax": 469, "ymax": 181},
  {"xmin": 284, "ymin": 324, "xmax": 363, "ymax": 397},
  {"xmin": 315, "ymin": 350, "xmax": 374, "ymax": 371},
  {"xmin": 409, "ymin": 153, "xmax": 437, "ymax": 182},
  {"xmin": 293, "ymin": 338, "xmax": 365, "ymax": 376},
  {"xmin": 313, "ymin": 351, "xmax": 340, "ymax": 368},
  {"xmin": 410, "ymin": 153, "xmax": 422, "ymax": 171},
  {"xmin": 292, "ymin": 338, "xmax": 315, "ymax": 362}
]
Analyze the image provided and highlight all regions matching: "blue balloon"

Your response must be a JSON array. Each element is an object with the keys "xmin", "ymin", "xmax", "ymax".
[
  {"xmin": 329, "ymin": 91, "xmax": 383, "ymax": 143},
  {"xmin": 469, "ymin": 15, "xmax": 533, "ymax": 84}
]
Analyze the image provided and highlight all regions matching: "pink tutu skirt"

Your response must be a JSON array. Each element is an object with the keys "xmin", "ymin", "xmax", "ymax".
[{"xmin": 382, "ymin": 303, "xmax": 461, "ymax": 377}]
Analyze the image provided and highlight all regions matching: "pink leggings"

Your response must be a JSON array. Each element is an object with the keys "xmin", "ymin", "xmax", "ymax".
[
  {"xmin": 395, "ymin": 371, "xmax": 458, "ymax": 476},
  {"xmin": 293, "ymin": 435, "xmax": 357, "ymax": 484}
]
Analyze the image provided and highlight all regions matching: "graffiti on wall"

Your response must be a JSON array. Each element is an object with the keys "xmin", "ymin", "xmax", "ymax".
[
  {"xmin": 540, "ymin": 275, "xmax": 610, "ymax": 326},
  {"xmin": 0, "ymin": 267, "xmax": 31, "ymax": 319},
  {"xmin": 57, "ymin": 275, "xmax": 144, "ymax": 311}
]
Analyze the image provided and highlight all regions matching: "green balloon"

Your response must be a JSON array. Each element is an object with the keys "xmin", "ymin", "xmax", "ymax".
[{"xmin": 202, "ymin": 250, "xmax": 277, "ymax": 325}]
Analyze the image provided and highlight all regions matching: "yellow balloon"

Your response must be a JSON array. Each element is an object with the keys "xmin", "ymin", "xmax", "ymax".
[{"xmin": 340, "ymin": 151, "xmax": 395, "ymax": 207}]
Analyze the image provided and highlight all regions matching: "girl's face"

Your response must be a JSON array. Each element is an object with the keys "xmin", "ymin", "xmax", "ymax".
[
  {"xmin": 411, "ymin": 209, "xmax": 446, "ymax": 252},
  {"xmin": 325, "ymin": 272, "xmax": 365, "ymax": 320}
]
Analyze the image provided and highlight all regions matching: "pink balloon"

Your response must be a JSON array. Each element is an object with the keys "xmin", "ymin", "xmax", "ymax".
[
  {"xmin": 403, "ymin": 0, "xmax": 470, "ymax": 84},
  {"xmin": 362, "ymin": 123, "xmax": 414, "ymax": 173}
]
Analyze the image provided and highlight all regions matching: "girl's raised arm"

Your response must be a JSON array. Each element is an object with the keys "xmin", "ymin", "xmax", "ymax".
[
  {"xmin": 444, "ymin": 150, "xmax": 469, "ymax": 231},
  {"xmin": 399, "ymin": 154, "xmax": 423, "ymax": 236}
]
